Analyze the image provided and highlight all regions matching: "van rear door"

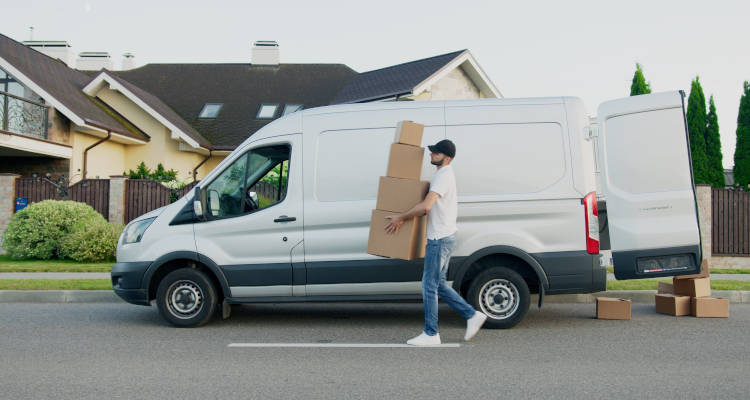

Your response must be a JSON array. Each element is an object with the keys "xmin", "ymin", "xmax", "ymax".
[{"xmin": 596, "ymin": 91, "xmax": 702, "ymax": 280}]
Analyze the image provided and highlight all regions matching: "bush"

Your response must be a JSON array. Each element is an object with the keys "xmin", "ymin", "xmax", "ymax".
[
  {"xmin": 2, "ymin": 200, "xmax": 107, "ymax": 260},
  {"xmin": 59, "ymin": 220, "xmax": 123, "ymax": 262}
]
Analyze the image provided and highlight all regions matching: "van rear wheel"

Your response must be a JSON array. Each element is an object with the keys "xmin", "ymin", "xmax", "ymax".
[
  {"xmin": 467, "ymin": 267, "xmax": 530, "ymax": 329},
  {"xmin": 156, "ymin": 268, "xmax": 217, "ymax": 327}
]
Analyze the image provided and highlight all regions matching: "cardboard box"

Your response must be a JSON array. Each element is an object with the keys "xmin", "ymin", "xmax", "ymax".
[
  {"xmin": 657, "ymin": 281, "xmax": 674, "ymax": 294},
  {"xmin": 394, "ymin": 121, "xmax": 424, "ymax": 147},
  {"xmin": 673, "ymin": 277, "xmax": 711, "ymax": 298},
  {"xmin": 596, "ymin": 297, "xmax": 632, "ymax": 320},
  {"xmin": 375, "ymin": 177, "xmax": 430, "ymax": 213},
  {"xmin": 386, "ymin": 143, "xmax": 424, "ymax": 180},
  {"xmin": 655, "ymin": 294, "xmax": 691, "ymax": 316},
  {"xmin": 673, "ymin": 258, "xmax": 710, "ymax": 280},
  {"xmin": 691, "ymin": 297, "xmax": 729, "ymax": 318},
  {"xmin": 367, "ymin": 209, "xmax": 427, "ymax": 260}
]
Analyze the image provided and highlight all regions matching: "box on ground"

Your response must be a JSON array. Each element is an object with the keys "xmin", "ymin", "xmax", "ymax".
[
  {"xmin": 673, "ymin": 277, "xmax": 711, "ymax": 298},
  {"xmin": 673, "ymin": 259, "xmax": 710, "ymax": 280},
  {"xmin": 386, "ymin": 143, "xmax": 424, "ymax": 180},
  {"xmin": 691, "ymin": 297, "xmax": 729, "ymax": 318},
  {"xmin": 655, "ymin": 294, "xmax": 691, "ymax": 316},
  {"xmin": 596, "ymin": 297, "xmax": 632, "ymax": 320},
  {"xmin": 657, "ymin": 281, "xmax": 674, "ymax": 294},
  {"xmin": 376, "ymin": 177, "xmax": 430, "ymax": 213},
  {"xmin": 367, "ymin": 209, "xmax": 426, "ymax": 260},
  {"xmin": 394, "ymin": 121, "xmax": 424, "ymax": 147}
]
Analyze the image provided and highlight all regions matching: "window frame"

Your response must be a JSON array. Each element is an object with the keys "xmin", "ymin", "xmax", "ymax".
[
  {"xmin": 256, "ymin": 103, "xmax": 279, "ymax": 119},
  {"xmin": 198, "ymin": 103, "xmax": 223, "ymax": 119}
]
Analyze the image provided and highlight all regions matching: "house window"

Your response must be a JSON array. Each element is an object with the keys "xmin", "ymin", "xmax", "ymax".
[
  {"xmin": 282, "ymin": 104, "xmax": 302, "ymax": 116},
  {"xmin": 198, "ymin": 103, "xmax": 223, "ymax": 119},
  {"xmin": 257, "ymin": 104, "xmax": 278, "ymax": 119}
]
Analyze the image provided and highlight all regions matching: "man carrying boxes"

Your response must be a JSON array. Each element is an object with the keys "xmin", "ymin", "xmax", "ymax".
[{"xmin": 367, "ymin": 120, "xmax": 487, "ymax": 346}]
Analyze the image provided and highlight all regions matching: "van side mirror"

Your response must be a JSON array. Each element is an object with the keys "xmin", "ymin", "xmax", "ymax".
[{"xmin": 192, "ymin": 186, "xmax": 203, "ymax": 217}]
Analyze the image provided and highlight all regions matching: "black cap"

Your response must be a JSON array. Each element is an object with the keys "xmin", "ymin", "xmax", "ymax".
[{"xmin": 427, "ymin": 139, "xmax": 456, "ymax": 158}]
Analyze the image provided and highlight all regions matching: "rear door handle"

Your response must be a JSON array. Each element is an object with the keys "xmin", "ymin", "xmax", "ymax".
[{"xmin": 274, "ymin": 216, "xmax": 296, "ymax": 223}]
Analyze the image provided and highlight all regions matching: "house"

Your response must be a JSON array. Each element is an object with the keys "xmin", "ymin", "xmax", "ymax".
[{"xmin": 0, "ymin": 33, "xmax": 501, "ymax": 184}]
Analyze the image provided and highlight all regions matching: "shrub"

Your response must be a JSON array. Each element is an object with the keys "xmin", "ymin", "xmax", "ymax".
[
  {"xmin": 2, "ymin": 200, "xmax": 104, "ymax": 260},
  {"xmin": 59, "ymin": 220, "xmax": 123, "ymax": 262}
]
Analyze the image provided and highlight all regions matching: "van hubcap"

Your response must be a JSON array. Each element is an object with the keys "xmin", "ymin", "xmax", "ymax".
[
  {"xmin": 167, "ymin": 280, "xmax": 203, "ymax": 319},
  {"xmin": 478, "ymin": 279, "xmax": 519, "ymax": 320}
]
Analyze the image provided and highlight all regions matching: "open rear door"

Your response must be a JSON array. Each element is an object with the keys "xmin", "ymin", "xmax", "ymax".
[{"xmin": 597, "ymin": 91, "xmax": 702, "ymax": 280}]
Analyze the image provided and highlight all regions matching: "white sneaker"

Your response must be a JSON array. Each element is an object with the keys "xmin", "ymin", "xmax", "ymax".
[
  {"xmin": 464, "ymin": 311, "xmax": 488, "ymax": 341},
  {"xmin": 406, "ymin": 331, "xmax": 441, "ymax": 346}
]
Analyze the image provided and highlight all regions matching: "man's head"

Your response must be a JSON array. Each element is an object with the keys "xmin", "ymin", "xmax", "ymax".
[{"xmin": 428, "ymin": 139, "xmax": 456, "ymax": 167}]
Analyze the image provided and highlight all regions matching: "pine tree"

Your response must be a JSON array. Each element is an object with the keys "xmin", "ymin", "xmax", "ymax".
[
  {"xmin": 705, "ymin": 95, "xmax": 725, "ymax": 187},
  {"xmin": 630, "ymin": 63, "xmax": 652, "ymax": 96},
  {"xmin": 734, "ymin": 81, "xmax": 750, "ymax": 191},
  {"xmin": 686, "ymin": 77, "xmax": 709, "ymax": 183}
]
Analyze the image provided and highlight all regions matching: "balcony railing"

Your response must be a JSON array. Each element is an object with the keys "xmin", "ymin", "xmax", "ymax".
[{"xmin": 0, "ymin": 90, "xmax": 49, "ymax": 140}]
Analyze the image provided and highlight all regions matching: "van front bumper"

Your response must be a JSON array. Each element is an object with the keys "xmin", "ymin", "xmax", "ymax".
[{"xmin": 111, "ymin": 261, "xmax": 152, "ymax": 306}]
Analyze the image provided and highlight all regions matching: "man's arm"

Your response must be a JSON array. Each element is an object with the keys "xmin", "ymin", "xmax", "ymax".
[{"xmin": 384, "ymin": 191, "xmax": 440, "ymax": 234}]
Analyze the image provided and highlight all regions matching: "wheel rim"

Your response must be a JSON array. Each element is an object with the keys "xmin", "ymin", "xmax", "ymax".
[
  {"xmin": 478, "ymin": 278, "xmax": 520, "ymax": 320},
  {"xmin": 166, "ymin": 280, "xmax": 204, "ymax": 320}
]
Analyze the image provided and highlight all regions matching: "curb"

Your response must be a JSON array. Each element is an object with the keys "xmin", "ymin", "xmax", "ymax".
[{"xmin": 0, "ymin": 290, "xmax": 749, "ymax": 304}]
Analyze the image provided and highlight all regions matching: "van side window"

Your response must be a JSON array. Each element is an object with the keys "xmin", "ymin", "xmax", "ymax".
[{"xmin": 246, "ymin": 145, "xmax": 290, "ymax": 211}]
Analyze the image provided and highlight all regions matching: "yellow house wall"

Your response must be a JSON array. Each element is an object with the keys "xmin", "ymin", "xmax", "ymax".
[
  {"xmin": 96, "ymin": 88, "xmax": 207, "ymax": 182},
  {"xmin": 70, "ymin": 132, "xmax": 126, "ymax": 182}
]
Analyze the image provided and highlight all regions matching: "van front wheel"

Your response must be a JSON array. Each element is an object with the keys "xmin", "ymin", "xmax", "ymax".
[
  {"xmin": 156, "ymin": 268, "xmax": 217, "ymax": 327},
  {"xmin": 467, "ymin": 267, "xmax": 530, "ymax": 329}
]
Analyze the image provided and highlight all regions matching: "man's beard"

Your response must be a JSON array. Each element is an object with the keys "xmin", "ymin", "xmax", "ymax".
[{"xmin": 430, "ymin": 158, "xmax": 444, "ymax": 166}]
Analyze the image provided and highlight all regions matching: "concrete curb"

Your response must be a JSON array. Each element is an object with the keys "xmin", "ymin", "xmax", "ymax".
[{"xmin": 0, "ymin": 290, "xmax": 749, "ymax": 304}]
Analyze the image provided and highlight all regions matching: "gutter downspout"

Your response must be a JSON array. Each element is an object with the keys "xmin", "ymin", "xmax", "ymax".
[
  {"xmin": 193, "ymin": 151, "xmax": 211, "ymax": 181},
  {"xmin": 83, "ymin": 131, "xmax": 111, "ymax": 179}
]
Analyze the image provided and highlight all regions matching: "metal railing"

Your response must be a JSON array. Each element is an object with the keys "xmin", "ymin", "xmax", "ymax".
[{"xmin": 0, "ymin": 90, "xmax": 49, "ymax": 140}]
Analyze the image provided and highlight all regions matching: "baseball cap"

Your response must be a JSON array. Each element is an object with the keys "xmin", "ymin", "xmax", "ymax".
[{"xmin": 427, "ymin": 139, "xmax": 456, "ymax": 158}]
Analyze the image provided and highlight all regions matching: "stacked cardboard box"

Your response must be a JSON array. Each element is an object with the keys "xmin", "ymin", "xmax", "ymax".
[
  {"xmin": 367, "ymin": 121, "xmax": 430, "ymax": 260},
  {"xmin": 655, "ymin": 263, "xmax": 729, "ymax": 318}
]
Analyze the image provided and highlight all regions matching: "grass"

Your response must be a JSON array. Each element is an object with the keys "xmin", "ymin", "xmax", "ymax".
[
  {"xmin": 607, "ymin": 279, "xmax": 750, "ymax": 291},
  {"xmin": 605, "ymin": 266, "xmax": 749, "ymax": 275},
  {"xmin": 0, "ymin": 279, "xmax": 112, "ymax": 290},
  {"xmin": 0, "ymin": 255, "xmax": 113, "ymax": 273}
]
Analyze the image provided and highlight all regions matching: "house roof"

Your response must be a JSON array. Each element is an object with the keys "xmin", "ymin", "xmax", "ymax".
[
  {"xmin": 330, "ymin": 50, "xmax": 467, "ymax": 104},
  {"xmin": 113, "ymin": 63, "xmax": 358, "ymax": 149},
  {"xmin": 0, "ymin": 33, "xmax": 147, "ymax": 141}
]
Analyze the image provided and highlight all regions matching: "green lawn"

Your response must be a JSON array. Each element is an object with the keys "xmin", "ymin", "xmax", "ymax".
[
  {"xmin": 605, "ymin": 266, "xmax": 749, "ymax": 275},
  {"xmin": 607, "ymin": 279, "xmax": 750, "ymax": 291},
  {"xmin": 0, "ymin": 279, "xmax": 112, "ymax": 290},
  {"xmin": 0, "ymin": 255, "xmax": 113, "ymax": 272}
]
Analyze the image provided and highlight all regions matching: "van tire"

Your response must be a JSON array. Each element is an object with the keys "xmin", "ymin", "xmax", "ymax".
[
  {"xmin": 156, "ymin": 268, "xmax": 217, "ymax": 327},
  {"xmin": 467, "ymin": 267, "xmax": 530, "ymax": 329}
]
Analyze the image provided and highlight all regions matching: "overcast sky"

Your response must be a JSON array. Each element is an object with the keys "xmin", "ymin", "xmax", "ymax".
[{"xmin": 5, "ymin": 0, "xmax": 748, "ymax": 168}]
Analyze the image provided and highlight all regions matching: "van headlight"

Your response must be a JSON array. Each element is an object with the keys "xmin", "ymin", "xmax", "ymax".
[{"xmin": 121, "ymin": 217, "xmax": 156, "ymax": 244}]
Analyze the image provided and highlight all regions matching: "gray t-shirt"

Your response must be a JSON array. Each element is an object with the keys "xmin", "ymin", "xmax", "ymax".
[{"xmin": 427, "ymin": 164, "xmax": 458, "ymax": 240}]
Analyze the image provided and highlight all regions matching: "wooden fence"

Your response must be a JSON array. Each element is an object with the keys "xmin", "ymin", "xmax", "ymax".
[
  {"xmin": 712, "ymin": 187, "xmax": 750, "ymax": 256},
  {"xmin": 15, "ymin": 178, "xmax": 109, "ymax": 219},
  {"xmin": 124, "ymin": 180, "xmax": 199, "ymax": 223}
]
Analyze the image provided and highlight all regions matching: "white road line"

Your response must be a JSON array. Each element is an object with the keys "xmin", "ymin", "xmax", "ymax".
[{"xmin": 227, "ymin": 343, "xmax": 461, "ymax": 348}]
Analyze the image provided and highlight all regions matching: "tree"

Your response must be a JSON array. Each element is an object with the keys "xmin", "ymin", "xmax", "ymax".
[
  {"xmin": 630, "ymin": 63, "xmax": 652, "ymax": 96},
  {"xmin": 686, "ymin": 77, "xmax": 709, "ymax": 184},
  {"xmin": 705, "ymin": 95, "xmax": 725, "ymax": 187},
  {"xmin": 734, "ymin": 81, "xmax": 750, "ymax": 191}
]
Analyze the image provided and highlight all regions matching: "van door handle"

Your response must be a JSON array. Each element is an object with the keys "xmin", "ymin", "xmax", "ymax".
[{"xmin": 274, "ymin": 216, "xmax": 296, "ymax": 223}]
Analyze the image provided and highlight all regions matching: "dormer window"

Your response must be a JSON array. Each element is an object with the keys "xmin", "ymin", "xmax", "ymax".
[
  {"xmin": 198, "ymin": 103, "xmax": 222, "ymax": 118},
  {"xmin": 257, "ymin": 104, "xmax": 278, "ymax": 119}
]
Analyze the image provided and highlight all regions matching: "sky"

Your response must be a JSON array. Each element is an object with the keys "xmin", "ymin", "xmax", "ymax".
[{"xmin": 4, "ymin": 0, "xmax": 749, "ymax": 168}]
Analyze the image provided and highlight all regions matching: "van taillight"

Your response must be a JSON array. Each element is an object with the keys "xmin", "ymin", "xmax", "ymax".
[{"xmin": 584, "ymin": 192, "xmax": 600, "ymax": 254}]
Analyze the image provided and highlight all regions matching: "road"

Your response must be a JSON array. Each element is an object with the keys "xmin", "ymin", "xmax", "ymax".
[{"xmin": 0, "ymin": 302, "xmax": 748, "ymax": 399}]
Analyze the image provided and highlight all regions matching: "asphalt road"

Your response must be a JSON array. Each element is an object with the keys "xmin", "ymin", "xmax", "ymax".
[{"xmin": 1, "ymin": 302, "xmax": 748, "ymax": 399}]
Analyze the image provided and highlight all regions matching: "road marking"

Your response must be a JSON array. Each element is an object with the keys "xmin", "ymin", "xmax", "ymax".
[{"xmin": 227, "ymin": 343, "xmax": 461, "ymax": 348}]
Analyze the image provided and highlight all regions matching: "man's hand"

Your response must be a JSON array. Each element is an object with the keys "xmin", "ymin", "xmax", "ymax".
[{"xmin": 384, "ymin": 214, "xmax": 405, "ymax": 235}]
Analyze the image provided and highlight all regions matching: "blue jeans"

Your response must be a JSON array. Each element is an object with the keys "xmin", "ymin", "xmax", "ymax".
[{"xmin": 422, "ymin": 232, "xmax": 476, "ymax": 335}]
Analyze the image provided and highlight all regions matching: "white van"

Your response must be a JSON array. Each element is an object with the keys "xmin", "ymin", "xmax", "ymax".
[{"xmin": 112, "ymin": 90, "xmax": 703, "ymax": 328}]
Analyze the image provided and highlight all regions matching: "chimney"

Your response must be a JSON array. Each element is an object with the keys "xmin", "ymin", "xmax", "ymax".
[
  {"xmin": 121, "ymin": 52, "xmax": 136, "ymax": 70},
  {"xmin": 251, "ymin": 41, "xmax": 279, "ymax": 65},
  {"xmin": 23, "ymin": 40, "xmax": 75, "ymax": 67},
  {"xmin": 76, "ymin": 52, "xmax": 113, "ymax": 71}
]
